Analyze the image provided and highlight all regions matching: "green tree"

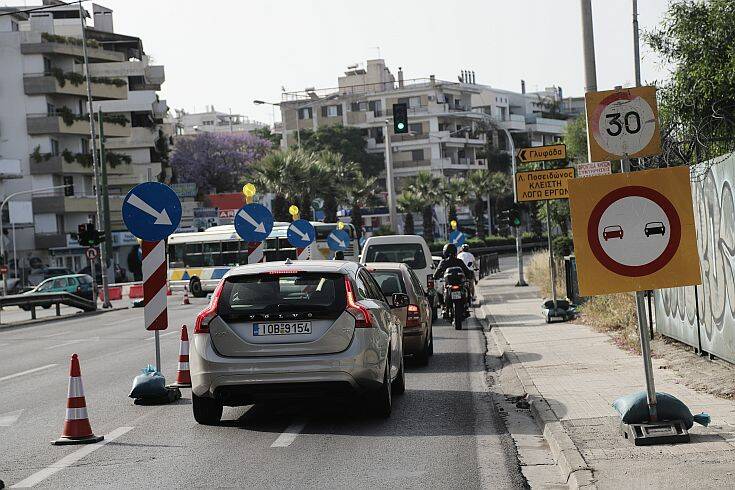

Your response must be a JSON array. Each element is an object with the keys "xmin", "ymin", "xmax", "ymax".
[
  {"xmin": 313, "ymin": 150, "xmax": 361, "ymax": 223},
  {"xmin": 300, "ymin": 125, "xmax": 384, "ymax": 177},
  {"xmin": 348, "ymin": 174, "xmax": 382, "ymax": 240},
  {"xmin": 250, "ymin": 148, "xmax": 309, "ymax": 221},
  {"xmin": 397, "ymin": 190, "xmax": 423, "ymax": 235},
  {"xmin": 564, "ymin": 115, "xmax": 588, "ymax": 162},
  {"xmin": 646, "ymin": 0, "xmax": 735, "ymax": 163},
  {"xmin": 250, "ymin": 126, "xmax": 282, "ymax": 148},
  {"xmin": 441, "ymin": 176, "xmax": 470, "ymax": 231},
  {"xmin": 408, "ymin": 171, "xmax": 442, "ymax": 242}
]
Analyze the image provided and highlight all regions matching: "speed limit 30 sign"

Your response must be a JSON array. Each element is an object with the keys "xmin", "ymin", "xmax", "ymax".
[{"xmin": 585, "ymin": 86, "xmax": 661, "ymax": 162}]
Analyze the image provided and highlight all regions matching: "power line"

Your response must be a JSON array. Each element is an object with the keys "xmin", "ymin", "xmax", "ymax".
[{"xmin": 0, "ymin": 0, "xmax": 84, "ymax": 18}]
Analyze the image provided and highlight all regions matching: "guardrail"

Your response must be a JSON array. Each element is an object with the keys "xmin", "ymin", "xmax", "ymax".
[
  {"xmin": 0, "ymin": 292, "xmax": 96, "ymax": 321},
  {"xmin": 477, "ymin": 253, "xmax": 499, "ymax": 279}
]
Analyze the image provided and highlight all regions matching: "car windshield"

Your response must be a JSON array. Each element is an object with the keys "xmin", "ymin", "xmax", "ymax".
[
  {"xmin": 364, "ymin": 244, "xmax": 427, "ymax": 269},
  {"xmin": 371, "ymin": 271, "xmax": 406, "ymax": 296},
  {"xmin": 217, "ymin": 272, "xmax": 347, "ymax": 317}
]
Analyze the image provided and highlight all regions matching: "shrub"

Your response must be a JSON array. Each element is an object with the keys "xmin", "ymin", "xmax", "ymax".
[
  {"xmin": 579, "ymin": 293, "xmax": 639, "ymax": 352},
  {"xmin": 372, "ymin": 225, "xmax": 395, "ymax": 236},
  {"xmin": 552, "ymin": 235, "xmax": 574, "ymax": 258},
  {"xmin": 525, "ymin": 250, "xmax": 565, "ymax": 298}
]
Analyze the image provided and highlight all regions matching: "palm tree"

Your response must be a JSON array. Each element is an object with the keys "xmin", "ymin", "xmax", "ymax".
[
  {"xmin": 466, "ymin": 170, "xmax": 491, "ymax": 237},
  {"xmin": 250, "ymin": 148, "xmax": 309, "ymax": 221},
  {"xmin": 408, "ymin": 171, "xmax": 442, "ymax": 242},
  {"xmin": 442, "ymin": 176, "xmax": 470, "ymax": 231},
  {"xmin": 348, "ymin": 174, "xmax": 381, "ymax": 240},
  {"xmin": 397, "ymin": 190, "xmax": 423, "ymax": 235},
  {"xmin": 314, "ymin": 151, "xmax": 361, "ymax": 223}
]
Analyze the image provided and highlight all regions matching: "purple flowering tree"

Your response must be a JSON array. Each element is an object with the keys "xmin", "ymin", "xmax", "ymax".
[{"xmin": 170, "ymin": 132, "xmax": 271, "ymax": 193}]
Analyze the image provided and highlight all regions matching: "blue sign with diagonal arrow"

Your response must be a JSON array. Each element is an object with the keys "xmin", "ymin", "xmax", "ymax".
[
  {"xmin": 234, "ymin": 203, "xmax": 274, "ymax": 242},
  {"xmin": 122, "ymin": 182, "xmax": 182, "ymax": 241},
  {"xmin": 449, "ymin": 229, "xmax": 466, "ymax": 247},
  {"xmin": 287, "ymin": 219, "xmax": 316, "ymax": 248},
  {"xmin": 327, "ymin": 229, "xmax": 350, "ymax": 251}
]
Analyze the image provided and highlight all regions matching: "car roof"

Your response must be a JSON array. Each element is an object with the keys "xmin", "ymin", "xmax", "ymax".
[
  {"xmin": 364, "ymin": 262, "xmax": 409, "ymax": 272},
  {"xmin": 363, "ymin": 235, "xmax": 428, "ymax": 245},
  {"xmin": 604, "ymin": 225, "xmax": 622, "ymax": 229},
  {"xmin": 226, "ymin": 260, "xmax": 359, "ymax": 277}
]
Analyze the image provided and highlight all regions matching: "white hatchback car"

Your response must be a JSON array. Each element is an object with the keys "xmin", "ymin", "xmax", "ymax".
[{"xmin": 190, "ymin": 260, "xmax": 406, "ymax": 424}]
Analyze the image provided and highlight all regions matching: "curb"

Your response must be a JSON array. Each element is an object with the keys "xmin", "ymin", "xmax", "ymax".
[
  {"xmin": 0, "ymin": 305, "xmax": 129, "ymax": 331},
  {"xmin": 477, "ymin": 294, "xmax": 596, "ymax": 489}
]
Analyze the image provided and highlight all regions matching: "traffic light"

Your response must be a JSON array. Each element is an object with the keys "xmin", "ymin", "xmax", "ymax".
[
  {"xmin": 509, "ymin": 206, "xmax": 522, "ymax": 228},
  {"xmin": 496, "ymin": 209, "xmax": 510, "ymax": 230},
  {"xmin": 78, "ymin": 223, "xmax": 106, "ymax": 247},
  {"xmin": 393, "ymin": 103, "xmax": 408, "ymax": 134}
]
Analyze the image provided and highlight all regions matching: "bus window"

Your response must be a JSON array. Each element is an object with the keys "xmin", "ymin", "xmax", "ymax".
[
  {"xmin": 222, "ymin": 241, "xmax": 239, "ymax": 265},
  {"xmin": 169, "ymin": 244, "xmax": 185, "ymax": 266},
  {"xmin": 203, "ymin": 242, "xmax": 220, "ymax": 266},
  {"xmin": 184, "ymin": 243, "xmax": 203, "ymax": 267}
]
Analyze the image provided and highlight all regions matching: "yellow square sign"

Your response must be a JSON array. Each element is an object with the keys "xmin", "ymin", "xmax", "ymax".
[
  {"xmin": 585, "ymin": 86, "xmax": 661, "ymax": 162},
  {"xmin": 568, "ymin": 166, "xmax": 700, "ymax": 296},
  {"xmin": 515, "ymin": 167, "xmax": 575, "ymax": 202}
]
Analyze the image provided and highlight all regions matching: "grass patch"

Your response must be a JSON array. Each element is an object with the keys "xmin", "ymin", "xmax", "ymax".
[
  {"xmin": 525, "ymin": 250, "xmax": 565, "ymax": 299},
  {"xmin": 578, "ymin": 293, "xmax": 640, "ymax": 352}
]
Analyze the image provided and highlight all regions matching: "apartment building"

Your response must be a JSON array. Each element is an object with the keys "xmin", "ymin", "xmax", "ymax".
[
  {"xmin": 278, "ymin": 59, "xmax": 576, "ymax": 233},
  {"xmin": 173, "ymin": 106, "xmax": 266, "ymax": 135},
  {"xmin": 0, "ymin": 1, "xmax": 167, "ymax": 275}
]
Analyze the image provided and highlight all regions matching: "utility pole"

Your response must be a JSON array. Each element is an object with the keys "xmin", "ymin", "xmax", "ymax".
[
  {"xmin": 632, "ymin": 0, "xmax": 642, "ymax": 87},
  {"xmin": 383, "ymin": 121, "xmax": 398, "ymax": 232},
  {"xmin": 80, "ymin": 4, "xmax": 111, "ymax": 308},
  {"xmin": 501, "ymin": 126, "xmax": 527, "ymax": 287},
  {"xmin": 580, "ymin": 0, "xmax": 598, "ymax": 93},
  {"xmin": 98, "ymin": 108, "xmax": 113, "ymax": 308}
]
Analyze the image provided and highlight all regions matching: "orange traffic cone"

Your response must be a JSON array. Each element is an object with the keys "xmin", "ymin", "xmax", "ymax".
[
  {"xmin": 166, "ymin": 284, "xmax": 172, "ymax": 296},
  {"xmin": 170, "ymin": 325, "xmax": 191, "ymax": 388},
  {"xmin": 52, "ymin": 354, "xmax": 104, "ymax": 445},
  {"xmin": 182, "ymin": 285, "xmax": 190, "ymax": 305}
]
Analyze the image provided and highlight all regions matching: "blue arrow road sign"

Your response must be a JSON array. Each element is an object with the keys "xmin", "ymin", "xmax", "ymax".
[
  {"xmin": 234, "ymin": 203, "xmax": 274, "ymax": 243},
  {"xmin": 327, "ymin": 229, "xmax": 350, "ymax": 251},
  {"xmin": 287, "ymin": 219, "xmax": 316, "ymax": 248},
  {"xmin": 122, "ymin": 182, "xmax": 182, "ymax": 241},
  {"xmin": 449, "ymin": 230, "xmax": 466, "ymax": 246}
]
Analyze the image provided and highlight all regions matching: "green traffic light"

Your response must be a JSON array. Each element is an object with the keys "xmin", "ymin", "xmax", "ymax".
[{"xmin": 397, "ymin": 122, "xmax": 405, "ymax": 130}]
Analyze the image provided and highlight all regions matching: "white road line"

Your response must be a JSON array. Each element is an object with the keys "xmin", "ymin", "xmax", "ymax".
[
  {"xmin": 0, "ymin": 364, "xmax": 57, "ymax": 383},
  {"xmin": 44, "ymin": 332, "xmax": 67, "ymax": 338},
  {"xmin": 147, "ymin": 330, "xmax": 178, "ymax": 340},
  {"xmin": 270, "ymin": 420, "xmax": 307, "ymax": 448},
  {"xmin": 10, "ymin": 426, "xmax": 134, "ymax": 488},
  {"xmin": 44, "ymin": 339, "xmax": 85, "ymax": 350}
]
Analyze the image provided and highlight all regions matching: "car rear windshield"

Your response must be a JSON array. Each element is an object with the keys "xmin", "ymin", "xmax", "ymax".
[
  {"xmin": 364, "ymin": 244, "xmax": 426, "ymax": 269},
  {"xmin": 77, "ymin": 276, "xmax": 92, "ymax": 284},
  {"xmin": 217, "ymin": 272, "xmax": 347, "ymax": 319},
  {"xmin": 371, "ymin": 271, "xmax": 406, "ymax": 295}
]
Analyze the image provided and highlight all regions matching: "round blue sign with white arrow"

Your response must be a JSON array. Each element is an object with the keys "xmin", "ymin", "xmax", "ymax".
[
  {"xmin": 449, "ymin": 229, "xmax": 466, "ymax": 247},
  {"xmin": 327, "ymin": 229, "xmax": 350, "ymax": 251},
  {"xmin": 234, "ymin": 203, "xmax": 274, "ymax": 243},
  {"xmin": 122, "ymin": 182, "xmax": 182, "ymax": 241},
  {"xmin": 287, "ymin": 219, "xmax": 316, "ymax": 248}
]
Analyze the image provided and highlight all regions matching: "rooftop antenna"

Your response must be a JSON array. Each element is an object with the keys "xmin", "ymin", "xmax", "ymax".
[{"xmin": 371, "ymin": 46, "xmax": 381, "ymax": 59}]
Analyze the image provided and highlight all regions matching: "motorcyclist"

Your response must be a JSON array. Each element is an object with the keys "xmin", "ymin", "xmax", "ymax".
[
  {"xmin": 457, "ymin": 244, "xmax": 477, "ymax": 300},
  {"xmin": 434, "ymin": 243, "xmax": 473, "ymax": 282}
]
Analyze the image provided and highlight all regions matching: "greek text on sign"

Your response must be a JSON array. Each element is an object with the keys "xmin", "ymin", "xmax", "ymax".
[
  {"xmin": 568, "ymin": 166, "xmax": 700, "ymax": 296},
  {"xmin": 585, "ymin": 86, "xmax": 661, "ymax": 162},
  {"xmin": 515, "ymin": 168, "xmax": 575, "ymax": 202},
  {"xmin": 517, "ymin": 144, "xmax": 567, "ymax": 164},
  {"xmin": 577, "ymin": 161, "xmax": 612, "ymax": 178}
]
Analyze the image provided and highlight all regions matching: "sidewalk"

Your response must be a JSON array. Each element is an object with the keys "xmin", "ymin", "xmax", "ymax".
[{"xmin": 477, "ymin": 265, "xmax": 735, "ymax": 489}]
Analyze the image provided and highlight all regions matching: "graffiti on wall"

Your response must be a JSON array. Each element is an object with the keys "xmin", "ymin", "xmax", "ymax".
[{"xmin": 655, "ymin": 152, "xmax": 735, "ymax": 365}]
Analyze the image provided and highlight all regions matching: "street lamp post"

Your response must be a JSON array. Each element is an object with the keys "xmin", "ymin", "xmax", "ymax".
[
  {"xmin": 0, "ymin": 185, "xmax": 71, "ymax": 295},
  {"xmin": 383, "ymin": 120, "xmax": 398, "ymax": 233},
  {"xmin": 499, "ymin": 126, "xmax": 527, "ymax": 287}
]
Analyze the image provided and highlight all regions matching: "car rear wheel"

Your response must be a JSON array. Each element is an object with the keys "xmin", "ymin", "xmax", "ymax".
[
  {"xmin": 428, "ymin": 327, "xmax": 434, "ymax": 356},
  {"xmin": 189, "ymin": 278, "xmax": 206, "ymax": 298},
  {"xmin": 192, "ymin": 393, "xmax": 223, "ymax": 425},
  {"xmin": 391, "ymin": 356, "xmax": 405, "ymax": 395},
  {"xmin": 368, "ymin": 363, "xmax": 392, "ymax": 418},
  {"xmin": 415, "ymin": 331, "xmax": 431, "ymax": 366}
]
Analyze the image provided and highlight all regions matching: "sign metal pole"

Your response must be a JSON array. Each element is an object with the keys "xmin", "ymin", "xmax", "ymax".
[{"xmin": 542, "ymin": 161, "xmax": 557, "ymax": 312}]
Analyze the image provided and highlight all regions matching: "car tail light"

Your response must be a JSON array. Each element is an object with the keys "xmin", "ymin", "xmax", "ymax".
[
  {"xmin": 344, "ymin": 276, "xmax": 373, "ymax": 328},
  {"xmin": 427, "ymin": 275, "xmax": 434, "ymax": 291},
  {"xmin": 406, "ymin": 304, "xmax": 420, "ymax": 328},
  {"xmin": 194, "ymin": 279, "xmax": 225, "ymax": 334},
  {"xmin": 451, "ymin": 284, "xmax": 461, "ymax": 291}
]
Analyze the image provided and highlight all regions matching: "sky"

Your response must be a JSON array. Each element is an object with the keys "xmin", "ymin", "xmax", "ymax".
[{"xmin": 8, "ymin": 0, "xmax": 675, "ymax": 125}]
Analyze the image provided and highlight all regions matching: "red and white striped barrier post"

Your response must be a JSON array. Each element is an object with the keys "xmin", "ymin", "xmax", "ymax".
[
  {"xmin": 142, "ymin": 240, "xmax": 168, "ymax": 372},
  {"xmin": 247, "ymin": 241, "xmax": 265, "ymax": 264}
]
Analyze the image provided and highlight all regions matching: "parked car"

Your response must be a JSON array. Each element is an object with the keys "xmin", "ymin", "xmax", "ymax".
[
  {"xmin": 644, "ymin": 221, "xmax": 666, "ymax": 237},
  {"xmin": 20, "ymin": 274, "xmax": 95, "ymax": 310},
  {"xmin": 77, "ymin": 264, "xmax": 128, "ymax": 284},
  {"xmin": 190, "ymin": 260, "xmax": 406, "ymax": 424},
  {"xmin": 432, "ymin": 256, "xmax": 444, "ymax": 307},
  {"xmin": 360, "ymin": 235, "xmax": 438, "ymax": 319},
  {"xmin": 27, "ymin": 267, "xmax": 74, "ymax": 287},
  {"xmin": 367, "ymin": 262, "xmax": 433, "ymax": 364},
  {"xmin": 603, "ymin": 225, "xmax": 624, "ymax": 241}
]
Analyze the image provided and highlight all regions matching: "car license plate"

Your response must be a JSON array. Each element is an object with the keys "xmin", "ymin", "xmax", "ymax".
[
  {"xmin": 451, "ymin": 291, "xmax": 462, "ymax": 300},
  {"xmin": 253, "ymin": 322, "xmax": 312, "ymax": 336},
  {"xmin": 550, "ymin": 316, "xmax": 564, "ymax": 321}
]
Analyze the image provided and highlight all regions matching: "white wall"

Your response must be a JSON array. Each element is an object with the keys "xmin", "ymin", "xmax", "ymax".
[{"xmin": 34, "ymin": 213, "xmax": 57, "ymax": 233}]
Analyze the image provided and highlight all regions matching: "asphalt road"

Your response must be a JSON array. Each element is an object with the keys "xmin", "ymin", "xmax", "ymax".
[{"xmin": 0, "ymin": 297, "xmax": 527, "ymax": 488}]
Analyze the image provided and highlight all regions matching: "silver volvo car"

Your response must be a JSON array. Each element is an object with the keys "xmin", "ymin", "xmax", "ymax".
[{"xmin": 190, "ymin": 260, "xmax": 406, "ymax": 424}]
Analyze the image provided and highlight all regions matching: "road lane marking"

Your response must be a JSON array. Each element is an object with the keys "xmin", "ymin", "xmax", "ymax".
[
  {"xmin": 44, "ymin": 339, "xmax": 85, "ymax": 350},
  {"xmin": 271, "ymin": 420, "xmax": 307, "ymax": 448},
  {"xmin": 44, "ymin": 332, "xmax": 67, "ymax": 338},
  {"xmin": 147, "ymin": 331, "xmax": 178, "ymax": 340},
  {"xmin": 0, "ymin": 364, "xmax": 57, "ymax": 382},
  {"xmin": 10, "ymin": 426, "xmax": 134, "ymax": 488},
  {"xmin": 0, "ymin": 409, "xmax": 24, "ymax": 427}
]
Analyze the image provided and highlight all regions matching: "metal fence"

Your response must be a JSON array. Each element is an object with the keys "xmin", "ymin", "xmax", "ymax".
[
  {"xmin": 654, "ymin": 152, "xmax": 735, "ymax": 364},
  {"xmin": 477, "ymin": 253, "xmax": 499, "ymax": 279}
]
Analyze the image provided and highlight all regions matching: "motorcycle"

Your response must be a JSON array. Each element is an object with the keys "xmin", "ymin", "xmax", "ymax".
[{"xmin": 442, "ymin": 267, "xmax": 470, "ymax": 330}]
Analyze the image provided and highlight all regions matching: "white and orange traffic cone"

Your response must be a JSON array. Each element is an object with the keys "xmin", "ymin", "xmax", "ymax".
[
  {"xmin": 52, "ymin": 354, "xmax": 104, "ymax": 445},
  {"xmin": 166, "ymin": 284, "xmax": 172, "ymax": 296},
  {"xmin": 182, "ymin": 285, "xmax": 190, "ymax": 305},
  {"xmin": 170, "ymin": 325, "xmax": 191, "ymax": 388}
]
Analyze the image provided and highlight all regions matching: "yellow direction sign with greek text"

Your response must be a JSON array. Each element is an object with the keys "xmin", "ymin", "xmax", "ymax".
[
  {"xmin": 568, "ymin": 166, "xmax": 700, "ymax": 296},
  {"xmin": 516, "ymin": 144, "xmax": 567, "ymax": 164},
  {"xmin": 515, "ymin": 167, "xmax": 575, "ymax": 202}
]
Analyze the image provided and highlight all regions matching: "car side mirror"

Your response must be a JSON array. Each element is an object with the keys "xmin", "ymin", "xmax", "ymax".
[{"xmin": 390, "ymin": 293, "xmax": 410, "ymax": 308}]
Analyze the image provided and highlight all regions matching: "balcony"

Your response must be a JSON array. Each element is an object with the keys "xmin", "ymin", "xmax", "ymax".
[
  {"xmin": 64, "ymin": 196, "xmax": 99, "ymax": 213},
  {"xmin": 26, "ymin": 115, "xmax": 131, "ymax": 138},
  {"xmin": 23, "ymin": 74, "xmax": 128, "ymax": 100},
  {"xmin": 20, "ymin": 32, "xmax": 125, "ymax": 63},
  {"xmin": 29, "ymin": 154, "xmax": 133, "ymax": 176},
  {"xmin": 526, "ymin": 116, "xmax": 568, "ymax": 134},
  {"xmin": 32, "ymin": 193, "xmax": 100, "ymax": 214},
  {"xmin": 393, "ymin": 160, "xmax": 432, "ymax": 171},
  {"xmin": 35, "ymin": 232, "xmax": 68, "ymax": 249},
  {"xmin": 103, "ymin": 127, "xmax": 157, "ymax": 150},
  {"xmin": 497, "ymin": 114, "xmax": 526, "ymax": 132}
]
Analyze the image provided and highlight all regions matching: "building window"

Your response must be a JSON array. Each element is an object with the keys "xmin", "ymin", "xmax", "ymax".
[
  {"xmin": 351, "ymin": 101, "xmax": 368, "ymax": 112},
  {"xmin": 321, "ymin": 105, "xmax": 342, "ymax": 117},
  {"xmin": 298, "ymin": 107, "xmax": 312, "ymax": 120},
  {"xmin": 409, "ymin": 123, "xmax": 422, "ymax": 134},
  {"xmin": 50, "ymin": 139, "xmax": 60, "ymax": 156},
  {"xmin": 202, "ymin": 120, "xmax": 214, "ymax": 126},
  {"xmin": 409, "ymin": 96, "xmax": 421, "ymax": 108},
  {"xmin": 43, "ymin": 57, "xmax": 52, "ymax": 74},
  {"xmin": 81, "ymin": 138, "xmax": 89, "ymax": 154},
  {"xmin": 368, "ymin": 100, "xmax": 381, "ymax": 115},
  {"xmin": 411, "ymin": 149, "xmax": 424, "ymax": 161},
  {"xmin": 47, "ymin": 103, "xmax": 56, "ymax": 115},
  {"xmin": 63, "ymin": 176, "xmax": 74, "ymax": 196}
]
